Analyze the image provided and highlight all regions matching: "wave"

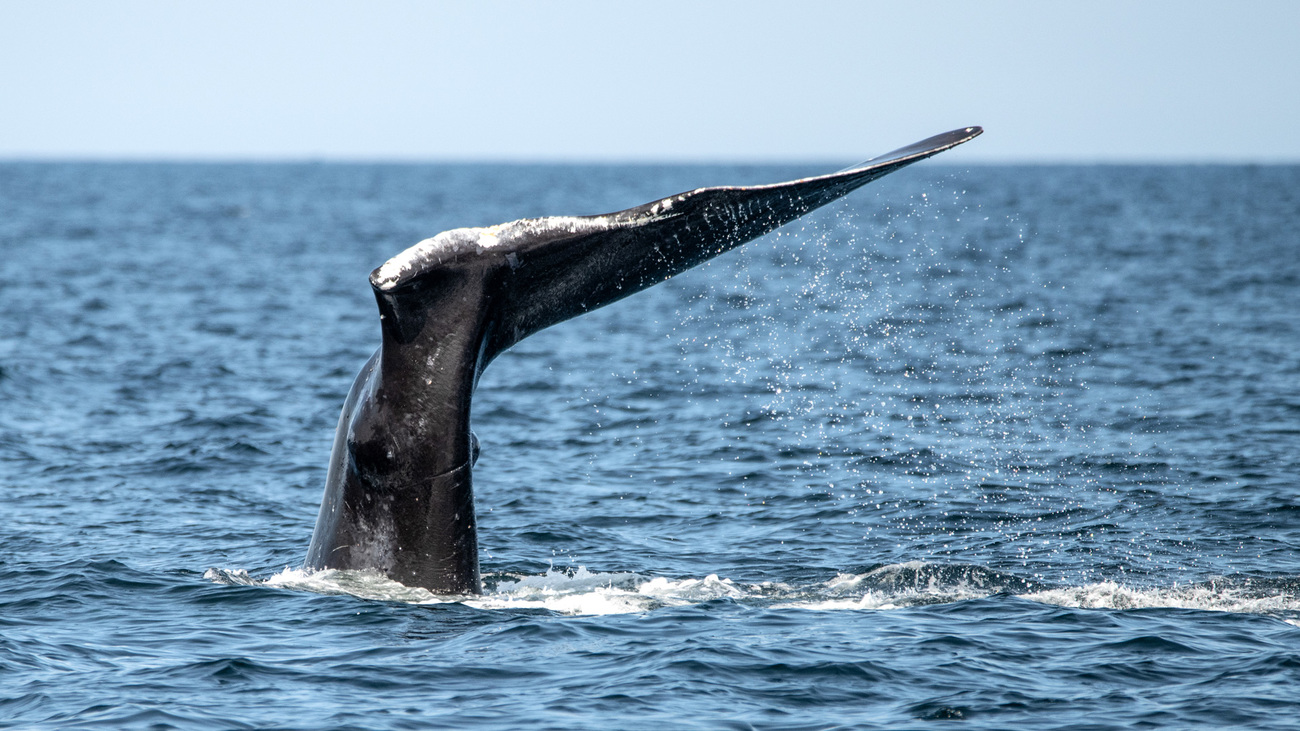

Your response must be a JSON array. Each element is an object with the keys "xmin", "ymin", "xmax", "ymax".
[
  {"xmin": 205, "ymin": 565, "xmax": 753, "ymax": 615},
  {"xmin": 203, "ymin": 561, "xmax": 1300, "ymax": 618}
]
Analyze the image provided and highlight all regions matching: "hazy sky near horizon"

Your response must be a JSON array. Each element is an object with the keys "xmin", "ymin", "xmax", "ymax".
[{"xmin": 2, "ymin": 1, "xmax": 1297, "ymax": 162}]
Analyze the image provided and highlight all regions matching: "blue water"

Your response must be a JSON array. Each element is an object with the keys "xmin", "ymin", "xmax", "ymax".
[{"xmin": 2, "ymin": 161, "xmax": 1299, "ymax": 729}]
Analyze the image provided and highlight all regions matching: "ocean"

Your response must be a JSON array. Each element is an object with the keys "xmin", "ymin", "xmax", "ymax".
[{"xmin": 2, "ymin": 161, "xmax": 1298, "ymax": 729}]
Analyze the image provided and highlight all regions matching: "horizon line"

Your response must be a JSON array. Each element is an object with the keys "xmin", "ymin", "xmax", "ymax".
[{"xmin": 3, "ymin": 154, "xmax": 1298, "ymax": 166}]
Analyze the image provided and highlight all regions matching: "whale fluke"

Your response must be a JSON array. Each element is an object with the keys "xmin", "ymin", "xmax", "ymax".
[{"xmin": 305, "ymin": 127, "xmax": 982, "ymax": 594}]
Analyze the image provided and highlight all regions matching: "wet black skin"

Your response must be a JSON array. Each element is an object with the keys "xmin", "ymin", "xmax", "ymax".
[{"xmin": 304, "ymin": 127, "xmax": 983, "ymax": 594}]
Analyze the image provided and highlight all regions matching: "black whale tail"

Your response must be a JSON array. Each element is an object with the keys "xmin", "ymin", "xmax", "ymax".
[
  {"xmin": 490, "ymin": 127, "xmax": 982, "ymax": 360},
  {"xmin": 306, "ymin": 127, "xmax": 981, "ymax": 594},
  {"xmin": 408, "ymin": 126, "xmax": 982, "ymax": 363}
]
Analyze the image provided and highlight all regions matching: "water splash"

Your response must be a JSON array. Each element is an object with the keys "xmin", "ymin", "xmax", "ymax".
[{"xmin": 205, "ymin": 561, "xmax": 1300, "ymax": 619}]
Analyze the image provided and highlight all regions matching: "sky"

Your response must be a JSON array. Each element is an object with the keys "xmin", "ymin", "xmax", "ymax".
[{"xmin": 1, "ymin": 1, "xmax": 1297, "ymax": 163}]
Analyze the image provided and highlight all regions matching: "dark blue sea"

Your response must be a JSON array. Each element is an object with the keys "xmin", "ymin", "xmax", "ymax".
[{"xmin": 2, "ymin": 160, "xmax": 1299, "ymax": 729}]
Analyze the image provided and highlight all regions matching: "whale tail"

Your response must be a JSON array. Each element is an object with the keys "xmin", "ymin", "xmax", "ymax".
[
  {"xmin": 309, "ymin": 127, "xmax": 982, "ymax": 594},
  {"xmin": 370, "ymin": 126, "xmax": 981, "ymax": 364}
]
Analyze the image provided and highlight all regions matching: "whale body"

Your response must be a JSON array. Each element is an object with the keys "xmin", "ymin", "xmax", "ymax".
[{"xmin": 304, "ymin": 127, "xmax": 983, "ymax": 593}]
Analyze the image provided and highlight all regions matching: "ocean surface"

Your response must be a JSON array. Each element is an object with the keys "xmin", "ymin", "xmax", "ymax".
[{"xmin": 2, "ymin": 160, "xmax": 1298, "ymax": 729}]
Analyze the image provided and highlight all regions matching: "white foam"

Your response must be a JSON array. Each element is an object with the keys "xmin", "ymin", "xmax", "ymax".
[
  {"xmin": 1022, "ymin": 581, "xmax": 1300, "ymax": 615},
  {"xmin": 206, "ymin": 566, "xmax": 752, "ymax": 616},
  {"xmin": 203, "ymin": 565, "xmax": 1300, "ymax": 619}
]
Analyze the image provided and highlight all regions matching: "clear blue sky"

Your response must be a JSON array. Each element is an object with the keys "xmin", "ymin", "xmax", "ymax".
[{"xmin": 2, "ymin": 1, "xmax": 1297, "ymax": 162}]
